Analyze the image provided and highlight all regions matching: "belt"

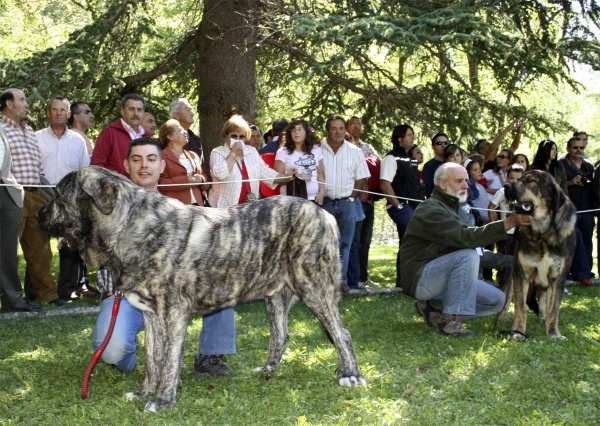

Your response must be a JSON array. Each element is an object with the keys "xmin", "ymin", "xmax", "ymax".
[
  {"xmin": 323, "ymin": 197, "xmax": 351, "ymax": 202},
  {"xmin": 24, "ymin": 187, "xmax": 40, "ymax": 193}
]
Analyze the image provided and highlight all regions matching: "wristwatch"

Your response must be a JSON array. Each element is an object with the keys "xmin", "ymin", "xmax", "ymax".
[{"xmin": 348, "ymin": 197, "xmax": 355, "ymax": 203}]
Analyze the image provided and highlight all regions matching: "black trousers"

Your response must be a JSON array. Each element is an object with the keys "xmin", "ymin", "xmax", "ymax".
[
  {"xmin": 0, "ymin": 186, "xmax": 24, "ymax": 308},
  {"xmin": 57, "ymin": 246, "xmax": 86, "ymax": 300}
]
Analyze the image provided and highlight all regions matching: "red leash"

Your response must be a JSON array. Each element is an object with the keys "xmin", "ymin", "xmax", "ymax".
[{"xmin": 81, "ymin": 292, "xmax": 122, "ymax": 399}]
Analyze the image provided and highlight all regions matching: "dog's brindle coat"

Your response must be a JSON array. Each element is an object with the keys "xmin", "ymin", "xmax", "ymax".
[
  {"xmin": 37, "ymin": 166, "xmax": 365, "ymax": 411},
  {"xmin": 504, "ymin": 170, "xmax": 576, "ymax": 340}
]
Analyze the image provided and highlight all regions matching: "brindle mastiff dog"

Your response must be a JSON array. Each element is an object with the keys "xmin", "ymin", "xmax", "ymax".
[
  {"xmin": 37, "ymin": 166, "xmax": 366, "ymax": 411},
  {"xmin": 503, "ymin": 170, "xmax": 576, "ymax": 341}
]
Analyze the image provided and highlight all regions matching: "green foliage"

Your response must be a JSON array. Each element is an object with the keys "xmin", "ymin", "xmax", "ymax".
[{"xmin": 1, "ymin": 0, "xmax": 600, "ymax": 155}]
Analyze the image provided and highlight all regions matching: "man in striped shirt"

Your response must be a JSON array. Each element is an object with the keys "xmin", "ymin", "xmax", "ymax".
[
  {"xmin": 0, "ymin": 89, "xmax": 66, "ymax": 306},
  {"xmin": 320, "ymin": 115, "xmax": 371, "ymax": 292}
]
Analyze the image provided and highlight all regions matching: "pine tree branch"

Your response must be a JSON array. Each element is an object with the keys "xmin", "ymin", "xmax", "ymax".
[
  {"xmin": 120, "ymin": 31, "xmax": 201, "ymax": 85},
  {"xmin": 263, "ymin": 37, "xmax": 373, "ymax": 99}
]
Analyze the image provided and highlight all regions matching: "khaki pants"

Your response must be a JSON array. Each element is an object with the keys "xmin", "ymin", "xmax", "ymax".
[{"xmin": 18, "ymin": 190, "xmax": 57, "ymax": 301}]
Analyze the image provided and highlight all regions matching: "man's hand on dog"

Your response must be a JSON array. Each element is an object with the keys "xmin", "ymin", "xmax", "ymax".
[{"xmin": 504, "ymin": 213, "xmax": 531, "ymax": 230}]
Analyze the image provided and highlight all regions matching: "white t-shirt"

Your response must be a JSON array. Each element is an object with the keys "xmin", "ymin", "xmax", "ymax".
[
  {"xmin": 490, "ymin": 187, "xmax": 514, "ymax": 234},
  {"xmin": 275, "ymin": 146, "xmax": 323, "ymax": 198},
  {"xmin": 483, "ymin": 169, "xmax": 507, "ymax": 201}
]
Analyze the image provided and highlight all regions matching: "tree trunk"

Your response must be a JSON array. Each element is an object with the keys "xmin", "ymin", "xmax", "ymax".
[{"xmin": 197, "ymin": 0, "xmax": 258, "ymax": 175}]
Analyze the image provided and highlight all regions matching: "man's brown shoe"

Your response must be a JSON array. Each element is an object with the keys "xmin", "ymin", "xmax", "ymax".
[
  {"xmin": 415, "ymin": 300, "xmax": 442, "ymax": 327},
  {"xmin": 436, "ymin": 314, "xmax": 476, "ymax": 337}
]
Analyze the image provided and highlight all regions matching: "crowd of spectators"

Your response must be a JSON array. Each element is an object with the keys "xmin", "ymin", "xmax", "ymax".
[{"xmin": 1, "ymin": 89, "xmax": 598, "ymax": 348}]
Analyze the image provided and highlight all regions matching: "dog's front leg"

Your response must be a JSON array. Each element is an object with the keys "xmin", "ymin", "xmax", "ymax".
[
  {"xmin": 509, "ymin": 266, "xmax": 535, "ymax": 341},
  {"xmin": 144, "ymin": 314, "xmax": 189, "ymax": 412}
]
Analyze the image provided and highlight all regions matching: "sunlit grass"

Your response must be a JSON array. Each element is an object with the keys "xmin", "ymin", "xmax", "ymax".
[{"xmin": 2, "ymin": 245, "xmax": 600, "ymax": 424}]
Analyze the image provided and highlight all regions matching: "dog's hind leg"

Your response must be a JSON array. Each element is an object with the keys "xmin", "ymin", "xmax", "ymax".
[
  {"xmin": 144, "ymin": 313, "xmax": 189, "ymax": 412},
  {"xmin": 254, "ymin": 286, "xmax": 297, "ymax": 374},
  {"xmin": 300, "ymin": 289, "xmax": 365, "ymax": 387}
]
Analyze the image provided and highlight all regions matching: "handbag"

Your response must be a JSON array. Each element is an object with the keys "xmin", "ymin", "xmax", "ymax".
[{"xmin": 286, "ymin": 176, "xmax": 308, "ymax": 199}]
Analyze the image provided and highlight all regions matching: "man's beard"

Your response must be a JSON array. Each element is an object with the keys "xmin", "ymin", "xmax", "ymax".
[{"xmin": 445, "ymin": 185, "xmax": 468, "ymax": 203}]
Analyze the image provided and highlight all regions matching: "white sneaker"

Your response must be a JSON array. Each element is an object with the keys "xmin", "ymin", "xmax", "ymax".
[{"xmin": 360, "ymin": 278, "xmax": 379, "ymax": 288}]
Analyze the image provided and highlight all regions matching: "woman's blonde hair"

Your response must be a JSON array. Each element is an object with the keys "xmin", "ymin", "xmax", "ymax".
[
  {"xmin": 158, "ymin": 119, "xmax": 182, "ymax": 149},
  {"xmin": 221, "ymin": 114, "xmax": 251, "ymax": 140}
]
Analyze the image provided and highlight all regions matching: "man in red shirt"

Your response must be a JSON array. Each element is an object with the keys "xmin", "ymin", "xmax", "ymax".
[{"xmin": 91, "ymin": 93, "xmax": 149, "ymax": 176}]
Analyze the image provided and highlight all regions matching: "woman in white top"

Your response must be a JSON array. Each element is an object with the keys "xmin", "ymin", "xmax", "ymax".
[
  {"xmin": 483, "ymin": 148, "xmax": 513, "ymax": 201},
  {"xmin": 209, "ymin": 114, "xmax": 293, "ymax": 208},
  {"xmin": 274, "ymin": 119, "xmax": 325, "ymax": 204}
]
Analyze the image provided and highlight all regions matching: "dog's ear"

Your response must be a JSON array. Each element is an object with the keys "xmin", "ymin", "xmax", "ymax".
[{"xmin": 79, "ymin": 176, "xmax": 119, "ymax": 215}]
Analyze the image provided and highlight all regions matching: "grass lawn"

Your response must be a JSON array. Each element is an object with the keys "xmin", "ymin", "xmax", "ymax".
[{"xmin": 1, "ymin": 245, "xmax": 600, "ymax": 425}]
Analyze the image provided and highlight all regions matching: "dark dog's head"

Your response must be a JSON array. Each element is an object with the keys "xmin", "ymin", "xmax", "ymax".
[
  {"xmin": 36, "ymin": 166, "xmax": 137, "ymax": 263},
  {"xmin": 504, "ymin": 170, "xmax": 571, "ymax": 225}
]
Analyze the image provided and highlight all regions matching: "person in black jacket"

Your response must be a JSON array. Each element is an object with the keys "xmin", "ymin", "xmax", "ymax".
[{"xmin": 380, "ymin": 124, "xmax": 424, "ymax": 288}]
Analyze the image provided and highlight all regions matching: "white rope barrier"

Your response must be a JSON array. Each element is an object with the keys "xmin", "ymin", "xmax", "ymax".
[{"xmin": 2, "ymin": 180, "xmax": 599, "ymax": 215}]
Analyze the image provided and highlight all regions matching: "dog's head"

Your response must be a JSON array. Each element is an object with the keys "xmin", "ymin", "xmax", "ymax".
[
  {"xmin": 37, "ymin": 166, "xmax": 137, "ymax": 260},
  {"xmin": 504, "ymin": 170, "xmax": 568, "ymax": 223}
]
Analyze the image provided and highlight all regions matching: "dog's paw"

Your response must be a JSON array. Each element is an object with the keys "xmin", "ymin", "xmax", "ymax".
[
  {"xmin": 549, "ymin": 334, "xmax": 567, "ymax": 341},
  {"xmin": 338, "ymin": 375, "xmax": 367, "ymax": 387},
  {"xmin": 144, "ymin": 401, "xmax": 159, "ymax": 413},
  {"xmin": 124, "ymin": 392, "xmax": 139, "ymax": 402},
  {"xmin": 253, "ymin": 365, "xmax": 276, "ymax": 374},
  {"xmin": 506, "ymin": 330, "xmax": 528, "ymax": 341}
]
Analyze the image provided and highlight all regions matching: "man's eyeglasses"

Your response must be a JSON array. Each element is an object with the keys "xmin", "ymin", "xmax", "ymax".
[
  {"xmin": 571, "ymin": 146, "xmax": 585, "ymax": 150},
  {"xmin": 434, "ymin": 140, "xmax": 449, "ymax": 146},
  {"xmin": 497, "ymin": 155, "xmax": 509, "ymax": 159},
  {"xmin": 230, "ymin": 133, "xmax": 246, "ymax": 140}
]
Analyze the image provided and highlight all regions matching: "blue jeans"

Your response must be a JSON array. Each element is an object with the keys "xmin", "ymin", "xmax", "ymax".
[
  {"xmin": 321, "ymin": 198, "xmax": 357, "ymax": 284},
  {"xmin": 577, "ymin": 213, "xmax": 595, "ymax": 274},
  {"xmin": 386, "ymin": 203, "xmax": 416, "ymax": 287},
  {"xmin": 199, "ymin": 308, "xmax": 236, "ymax": 355},
  {"xmin": 571, "ymin": 226, "xmax": 593, "ymax": 280},
  {"xmin": 93, "ymin": 298, "xmax": 237, "ymax": 372},
  {"xmin": 415, "ymin": 249, "xmax": 505, "ymax": 320},
  {"xmin": 93, "ymin": 295, "xmax": 144, "ymax": 372},
  {"xmin": 348, "ymin": 202, "xmax": 376, "ymax": 287}
]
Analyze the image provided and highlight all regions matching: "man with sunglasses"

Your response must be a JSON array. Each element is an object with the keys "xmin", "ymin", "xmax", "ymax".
[
  {"xmin": 423, "ymin": 132, "xmax": 449, "ymax": 197},
  {"xmin": 69, "ymin": 101, "xmax": 94, "ymax": 156},
  {"xmin": 560, "ymin": 137, "xmax": 596, "ymax": 280}
]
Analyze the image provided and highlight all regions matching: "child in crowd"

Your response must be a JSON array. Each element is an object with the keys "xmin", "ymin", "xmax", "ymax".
[{"xmin": 488, "ymin": 164, "xmax": 525, "ymax": 255}]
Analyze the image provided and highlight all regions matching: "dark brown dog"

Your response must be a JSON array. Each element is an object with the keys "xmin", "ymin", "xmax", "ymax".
[{"xmin": 503, "ymin": 170, "xmax": 576, "ymax": 340}]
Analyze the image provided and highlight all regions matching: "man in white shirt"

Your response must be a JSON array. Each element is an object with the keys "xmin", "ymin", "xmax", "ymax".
[
  {"xmin": 37, "ymin": 96, "xmax": 93, "ymax": 301},
  {"xmin": 346, "ymin": 116, "xmax": 380, "ymax": 289},
  {"xmin": 320, "ymin": 115, "xmax": 370, "ymax": 291}
]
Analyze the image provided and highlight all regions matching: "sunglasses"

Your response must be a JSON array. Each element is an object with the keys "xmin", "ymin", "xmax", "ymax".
[
  {"xmin": 571, "ymin": 146, "xmax": 585, "ymax": 150},
  {"xmin": 230, "ymin": 133, "xmax": 246, "ymax": 140},
  {"xmin": 434, "ymin": 140, "xmax": 449, "ymax": 146},
  {"xmin": 497, "ymin": 155, "xmax": 509, "ymax": 159}
]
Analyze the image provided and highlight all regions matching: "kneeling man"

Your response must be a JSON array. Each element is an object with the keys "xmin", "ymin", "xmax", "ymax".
[{"xmin": 400, "ymin": 163, "xmax": 531, "ymax": 337}]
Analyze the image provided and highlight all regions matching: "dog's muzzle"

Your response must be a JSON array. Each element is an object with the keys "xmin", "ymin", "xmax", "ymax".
[{"xmin": 508, "ymin": 200, "xmax": 533, "ymax": 215}]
